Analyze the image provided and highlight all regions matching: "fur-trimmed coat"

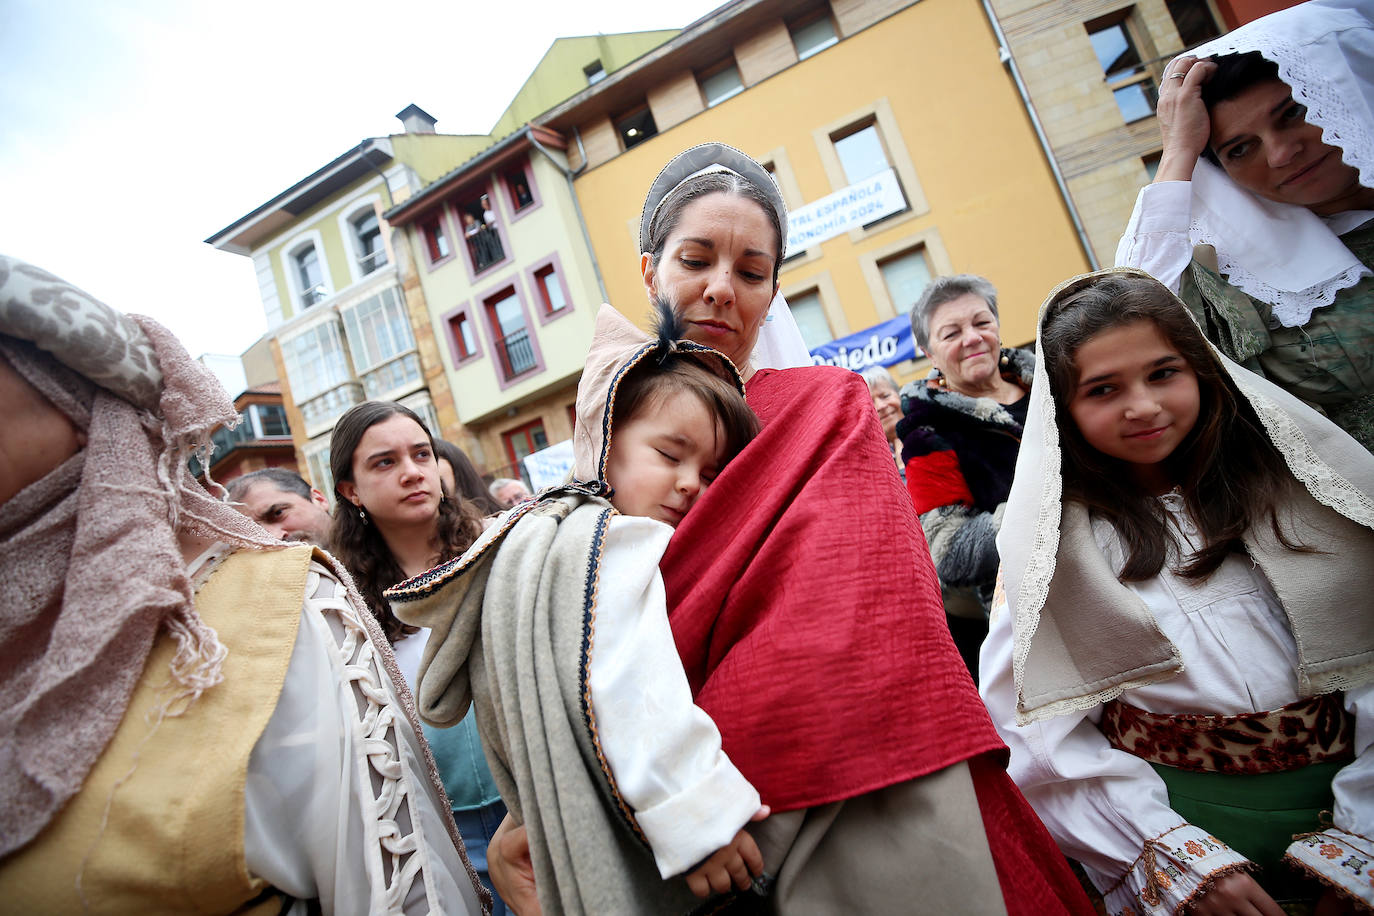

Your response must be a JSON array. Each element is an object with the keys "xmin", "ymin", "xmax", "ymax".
[{"xmin": 896, "ymin": 348, "xmax": 1034, "ymax": 614}]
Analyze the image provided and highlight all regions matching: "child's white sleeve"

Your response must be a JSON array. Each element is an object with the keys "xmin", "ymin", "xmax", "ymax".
[
  {"xmin": 587, "ymin": 515, "xmax": 760, "ymax": 879},
  {"xmin": 1282, "ymin": 683, "xmax": 1374, "ymax": 906},
  {"xmin": 979, "ymin": 582, "xmax": 1250, "ymax": 915}
]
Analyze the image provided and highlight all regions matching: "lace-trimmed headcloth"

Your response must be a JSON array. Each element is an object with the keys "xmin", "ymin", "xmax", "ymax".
[
  {"xmin": 1128, "ymin": 0, "xmax": 1374, "ymax": 326},
  {"xmin": 639, "ymin": 141, "xmax": 814, "ymax": 372},
  {"xmin": 997, "ymin": 267, "xmax": 1374, "ymax": 726}
]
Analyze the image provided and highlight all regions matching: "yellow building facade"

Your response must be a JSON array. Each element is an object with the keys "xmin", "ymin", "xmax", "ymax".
[{"xmin": 540, "ymin": 0, "xmax": 1093, "ymax": 377}]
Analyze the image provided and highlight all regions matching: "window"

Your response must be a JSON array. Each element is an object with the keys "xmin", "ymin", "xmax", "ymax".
[
  {"xmin": 251, "ymin": 403, "xmax": 291, "ymax": 438},
  {"xmin": 351, "ymin": 208, "xmax": 388, "ymax": 275},
  {"xmin": 1166, "ymin": 0, "xmax": 1221, "ymax": 47},
  {"xmin": 788, "ymin": 290, "xmax": 833, "ymax": 351},
  {"xmin": 460, "ymin": 195, "xmax": 505, "ymax": 272},
  {"xmin": 615, "ymin": 105, "xmax": 657, "ymax": 150},
  {"xmin": 293, "ymin": 245, "xmax": 325, "ymax": 308},
  {"xmin": 419, "ymin": 212, "xmax": 451, "ymax": 264},
  {"xmin": 340, "ymin": 286, "xmax": 421, "ymax": 397},
  {"xmin": 878, "ymin": 248, "xmax": 933, "ymax": 316},
  {"xmin": 485, "ymin": 287, "xmax": 537, "ymax": 380},
  {"xmin": 791, "ymin": 13, "xmax": 838, "ymax": 60},
  {"xmin": 699, "ymin": 61, "xmax": 744, "ymax": 108},
  {"xmin": 305, "ymin": 445, "xmax": 333, "ymax": 502},
  {"xmin": 832, "ymin": 122, "xmax": 908, "ymax": 225},
  {"xmin": 454, "ymin": 313, "xmax": 478, "ymax": 362},
  {"xmin": 280, "ymin": 320, "xmax": 359, "ymax": 428},
  {"xmin": 504, "ymin": 165, "xmax": 535, "ymax": 212},
  {"xmin": 502, "ymin": 419, "xmax": 549, "ymax": 469},
  {"xmin": 1143, "ymin": 151, "xmax": 1162, "ymax": 181},
  {"xmin": 281, "ymin": 321, "xmax": 351, "ymax": 402},
  {"xmin": 532, "ymin": 263, "xmax": 569, "ymax": 317},
  {"xmin": 584, "ymin": 60, "xmax": 606, "ymax": 85},
  {"xmin": 1086, "ymin": 13, "xmax": 1158, "ymax": 123}
]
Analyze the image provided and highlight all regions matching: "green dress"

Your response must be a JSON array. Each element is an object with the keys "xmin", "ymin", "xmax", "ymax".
[{"xmin": 1179, "ymin": 220, "xmax": 1374, "ymax": 452}]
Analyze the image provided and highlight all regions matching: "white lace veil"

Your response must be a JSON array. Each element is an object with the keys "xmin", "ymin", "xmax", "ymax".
[{"xmin": 1163, "ymin": 0, "xmax": 1374, "ymax": 325}]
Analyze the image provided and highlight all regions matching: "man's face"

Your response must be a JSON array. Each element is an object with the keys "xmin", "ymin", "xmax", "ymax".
[
  {"xmin": 236, "ymin": 481, "xmax": 333, "ymax": 545},
  {"xmin": 494, "ymin": 481, "xmax": 531, "ymax": 508}
]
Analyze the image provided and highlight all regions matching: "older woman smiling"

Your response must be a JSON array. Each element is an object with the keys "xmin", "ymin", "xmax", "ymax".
[{"xmin": 898, "ymin": 274, "xmax": 1035, "ymax": 682}]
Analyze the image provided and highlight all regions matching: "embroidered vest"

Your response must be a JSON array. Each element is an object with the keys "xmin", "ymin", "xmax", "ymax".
[{"xmin": 0, "ymin": 546, "xmax": 310, "ymax": 914}]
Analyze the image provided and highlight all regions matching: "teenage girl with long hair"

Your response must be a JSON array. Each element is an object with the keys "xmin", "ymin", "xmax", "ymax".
[
  {"xmin": 982, "ymin": 270, "xmax": 1374, "ymax": 915},
  {"xmin": 329, "ymin": 402, "xmax": 483, "ymax": 642}
]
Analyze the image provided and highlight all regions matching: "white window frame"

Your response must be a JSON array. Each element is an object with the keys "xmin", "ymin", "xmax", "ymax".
[
  {"xmin": 279, "ymin": 228, "xmax": 333, "ymax": 314},
  {"xmin": 338, "ymin": 194, "xmax": 389, "ymax": 284}
]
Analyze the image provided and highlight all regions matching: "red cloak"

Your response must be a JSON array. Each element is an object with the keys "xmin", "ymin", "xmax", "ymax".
[
  {"xmin": 662, "ymin": 366, "xmax": 1004, "ymax": 811},
  {"xmin": 663, "ymin": 367, "xmax": 1092, "ymax": 914}
]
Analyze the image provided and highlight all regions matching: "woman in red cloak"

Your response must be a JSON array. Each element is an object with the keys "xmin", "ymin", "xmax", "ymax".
[{"xmin": 487, "ymin": 143, "xmax": 1093, "ymax": 914}]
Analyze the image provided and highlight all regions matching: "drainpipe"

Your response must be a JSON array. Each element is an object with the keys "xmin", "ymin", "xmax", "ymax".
[
  {"xmin": 980, "ymin": 0, "xmax": 1100, "ymax": 270},
  {"xmin": 529, "ymin": 130, "xmax": 610, "ymax": 303}
]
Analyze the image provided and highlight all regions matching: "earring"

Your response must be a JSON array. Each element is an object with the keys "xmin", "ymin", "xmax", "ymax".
[
  {"xmin": 934, "ymin": 367, "xmax": 947, "ymax": 388},
  {"xmin": 358, "ymin": 506, "xmax": 369, "ymax": 525}
]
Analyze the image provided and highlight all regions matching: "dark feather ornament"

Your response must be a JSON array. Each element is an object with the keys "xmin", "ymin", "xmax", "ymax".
[{"xmin": 649, "ymin": 295, "xmax": 688, "ymax": 365}]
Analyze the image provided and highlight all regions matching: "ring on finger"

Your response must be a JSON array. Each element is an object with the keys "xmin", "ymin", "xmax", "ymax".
[{"xmin": 1168, "ymin": 72, "xmax": 1187, "ymax": 79}]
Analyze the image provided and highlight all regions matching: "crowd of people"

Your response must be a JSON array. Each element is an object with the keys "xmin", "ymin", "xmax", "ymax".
[{"xmin": 2, "ymin": 3, "xmax": 1372, "ymax": 914}]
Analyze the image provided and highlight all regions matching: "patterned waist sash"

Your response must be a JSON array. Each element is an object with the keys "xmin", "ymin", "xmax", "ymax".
[{"xmin": 1101, "ymin": 694, "xmax": 1354, "ymax": 775}]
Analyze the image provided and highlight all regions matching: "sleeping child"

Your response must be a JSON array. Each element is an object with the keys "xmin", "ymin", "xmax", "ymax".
[{"xmin": 387, "ymin": 300, "xmax": 770, "ymax": 915}]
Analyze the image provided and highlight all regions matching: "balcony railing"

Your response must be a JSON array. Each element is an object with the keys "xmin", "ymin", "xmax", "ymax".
[
  {"xmin": 358, "ymin": 247, "xmax": 389, "ymax": 275},
  {"xmin": 497, "ymin": 327, "xmax": 536, "ymax": 379},
  {"xmin": 466, "ymin": 227, "xmax": 505, "ymax": 272}
]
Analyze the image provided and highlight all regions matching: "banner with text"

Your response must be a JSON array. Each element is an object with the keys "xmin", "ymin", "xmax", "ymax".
[
  {"xmin": 785, "ymin": 168, "xmax": 906, "ymax": 255},
  {"xmin": 809, "ymin": 313, "xmax": 916, "ymax": 372},
  {"xmin": 523, "ymin": 438, "xmax": 575, "ymax": 491}
]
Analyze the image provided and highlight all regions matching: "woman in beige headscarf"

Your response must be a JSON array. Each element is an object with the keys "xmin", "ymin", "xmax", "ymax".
[
  {"xmin": 982, "ymin": 268, "xmax": 1374, "ymax": 914},
  {"xmin": 0, "ymin": 255, "xmax": 487, "ymax": 915}
]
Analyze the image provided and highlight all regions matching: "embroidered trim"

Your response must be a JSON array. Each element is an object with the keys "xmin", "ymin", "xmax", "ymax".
[
  {"xmin": 311, "ymin": 565, "xmax": 439, "ymax": 913},
  {"xmin": 576, "ymin": 508, "xmax": 650, "ymax": 847},
  {"xmin": 1285, "ymin": 827, "xmax": 1374, "ymax": 910},
  {"xmin": 1101, "ymin": 694, "xmax": 1355, "ymax": 774},
  {"xmin": 1104, "ymin": 825, "xmax": 1191, "ymax": 898}
]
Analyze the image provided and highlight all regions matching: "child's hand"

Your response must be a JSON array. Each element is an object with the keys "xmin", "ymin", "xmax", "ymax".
[
  {"xmin": 1189, "ymin": 872, "xmax": 1283, "ymax": 916},
  {"xmin": 684, "ymin": 806, "xmax": 769, "ymax": 899}
]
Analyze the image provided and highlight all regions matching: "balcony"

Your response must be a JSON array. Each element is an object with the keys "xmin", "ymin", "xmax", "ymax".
[
  {"xmin": 466, "ymin": 226, "xmax": 505, "ymax": 272},
  {"xmin": 497, "ymin": 327, "xmax": 537, "ymax": 379}
]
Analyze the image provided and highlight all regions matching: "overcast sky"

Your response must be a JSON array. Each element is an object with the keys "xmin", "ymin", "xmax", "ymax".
[{"xmin": 0, "ymin": 0, "xmax": 723, "ymax": 358}]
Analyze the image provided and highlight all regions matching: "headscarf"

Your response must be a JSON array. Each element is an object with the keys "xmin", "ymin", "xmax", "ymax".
[
  {"xmin": 998, "ymin": 267, "xmax": 1374, "ymax": 725},
  {"xmin": 638, "ymin": 141, "xmax": 814, "ymax": 372},
  {"xmin": 0, "ymin": 255, "xmax": 296, "ymax": 855},
  {"xmin": 1119, "ymin": 0, "xmax": 1374, "ymax": 326},
  {"xmin": 570, "ymin": 299, "xmax": 744, "ymax": 487}
]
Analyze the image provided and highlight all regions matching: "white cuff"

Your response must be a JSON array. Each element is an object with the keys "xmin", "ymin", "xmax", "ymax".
[
  {"xmin": 1133, "ymin": 182, "xmax": 1194, "ymax": 235},
  {"xmin": 1102, "ymin": 824, "xmax": 1250, "ymax": 916},
  {"xmin": 1286, "ymin": 828, "xmax": 1374, "ymax": 908},
  {"xmin": 635, "ymin": 754, "xmax": 760, "ymax": 879}
]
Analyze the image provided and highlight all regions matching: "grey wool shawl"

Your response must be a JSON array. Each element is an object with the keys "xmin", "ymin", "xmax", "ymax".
[
  {"xmin": 388, "ymin": 489, "xmax": 701, "ymax": 915},
  {"xmin": 1001, "ymin": 267, "xmax": 1374, "ymax": 725}
]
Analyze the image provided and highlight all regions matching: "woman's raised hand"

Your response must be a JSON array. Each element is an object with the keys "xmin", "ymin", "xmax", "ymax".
[{"xmin": 1154, "ymin": 56, "xmax": 1218, "ymax": 184}]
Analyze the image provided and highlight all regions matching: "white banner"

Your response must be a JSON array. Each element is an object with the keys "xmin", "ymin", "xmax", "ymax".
[
  {"xmin": 785, "ymin": 168, "xmax": 906, "ymax": 255},
  {"xmin": 522, "ymin": 438, "xmax": 575, "ymax": 491}
]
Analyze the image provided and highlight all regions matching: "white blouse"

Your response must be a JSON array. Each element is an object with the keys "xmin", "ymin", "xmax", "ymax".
[
  {"xmin": 182, "ymin": 547, "xmax": 485, "ymax": 916},
  {"xmin": 981, "ymin": 497, "xmax": 1374, "ymax": 914},
  {"xmin": 1114, "ymin": 180, "xmax": 1374, "ymax": 297}
]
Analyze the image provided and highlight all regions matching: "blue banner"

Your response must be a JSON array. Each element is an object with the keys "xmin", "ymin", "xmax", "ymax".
[{"xmin": 808, "ymin": 314, "xmax": 916, "ymax": 371}]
